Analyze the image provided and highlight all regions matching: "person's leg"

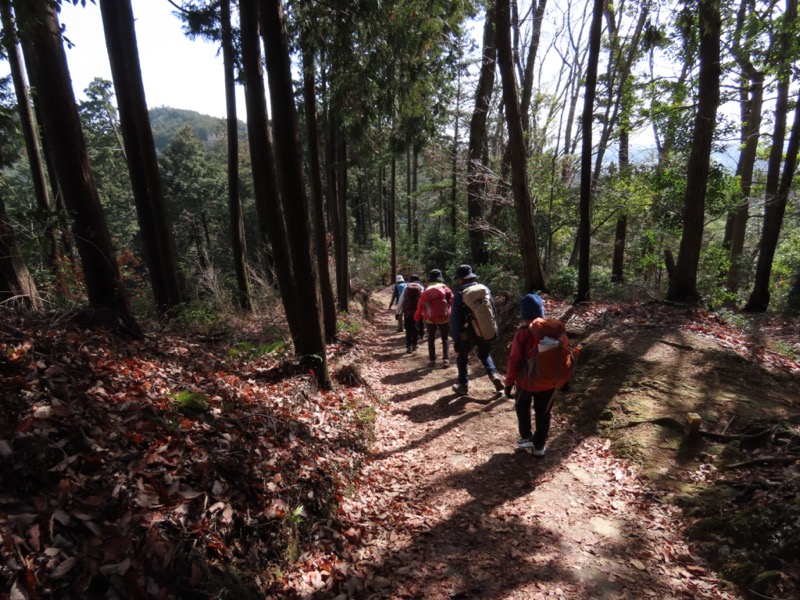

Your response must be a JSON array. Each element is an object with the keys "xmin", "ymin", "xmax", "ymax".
[
  {"xmin": 531, "ymin": 388, "xmax": 557, "ymax": 451},
  {"xmin": 455, "ymin": 339, "xmax": 472, "ymax": 387},
  {"xmin": 476, "ymin": 340, "xmax": 503, "ymax": 390},
  {"xmin": 404, "ymin": 316, "xmax": 415, "ymax": 351},
  {"xmin": 426, "ymin": 323, "xmax": 436, "ymax": 361},
  {"xmin": 439, "ymin": 323, "xmax": 450, "ymax": 363},
  {"xmin": 409, "ymin": 317, "xmax": 419, "ymax": 349},
  {"xmin": 514, "ymin": 388, "xmax": 534, "ymax": 441}
]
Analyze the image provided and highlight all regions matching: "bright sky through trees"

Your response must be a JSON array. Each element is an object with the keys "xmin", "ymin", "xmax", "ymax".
[{"xmin": 1, "ymin": 0, "xmax": 245, "ymax": 119}]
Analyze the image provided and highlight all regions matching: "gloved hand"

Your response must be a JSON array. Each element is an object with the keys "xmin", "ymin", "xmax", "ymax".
[
  {"xmin": 504, "ymin": 385, "xmax": 514, "ymax": 399},
  {"xmin": 416, "ymin": 320, "xmax": 424, "ymax": 333}
]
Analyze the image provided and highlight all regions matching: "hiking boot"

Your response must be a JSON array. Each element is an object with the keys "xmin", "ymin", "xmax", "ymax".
[
  {"xmin": 428, "ymin": 359, "xmax": 436, "ymax": 368},
  {"xmin": 532, "ymin": 446, "xmax": 547, "ymax": 457},
  {"xmin": 442, "ymin": 359, "xmax": 450, "ymax": 368},
  {"xmin": 516, "ymin": 438, "xmax": 535, "ymax": 449},
  {"xmin": 451, "ymin": 383, "xmax": 468, "ymax": 396},
  {"xmin": 491, "ymin": 375, "xmax": 504, "ymax": 392},
  {"xmin": 406, "ymin": 347, "xmax": 413, "ymax": 354}
]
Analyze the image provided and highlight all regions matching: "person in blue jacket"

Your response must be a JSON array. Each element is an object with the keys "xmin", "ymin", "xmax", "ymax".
[{"xmin": 449, "ymin": 264, "xmax": 503, "ymax": 396}]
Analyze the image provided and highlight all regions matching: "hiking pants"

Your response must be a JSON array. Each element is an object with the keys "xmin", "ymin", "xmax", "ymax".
[
  {"xmin": 404, "ymin": 315, "xmax": 419, "ymax": 350},
  {"xmin": 515, "ymin": 388, "xmax": 556, "ymax": 448},
  {"xmin": 426, "ymin": 322, "xmax": 450, "ymax": 361},
  {"xmin": 455, "ymin": 338, "xmax": 498, "ymax": 386}
]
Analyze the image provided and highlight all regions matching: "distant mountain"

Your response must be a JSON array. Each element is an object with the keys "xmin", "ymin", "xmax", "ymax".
[{"xmin": 149, "ymin": 106, "xmax": 247, "ymax": 151}]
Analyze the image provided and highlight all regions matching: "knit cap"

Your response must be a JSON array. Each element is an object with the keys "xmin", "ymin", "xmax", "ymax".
[{"xmin": 520, "ymin": 293, "xmax": 544, "ymax": 320}]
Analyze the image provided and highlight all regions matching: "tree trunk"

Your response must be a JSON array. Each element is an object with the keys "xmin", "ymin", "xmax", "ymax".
[
  {"xmin": 16, "ymin": 0, "xmax": 139, "ymax": 335},
  {"xmin": 0, "ymin": 0, "xmax": 60, "ymax": 277},
  {"xmin": 99, "ymin": 0, "xmax": 186, "ymax": 315},
  {"xmin": 302, "ymin": 42, "xmax": 337, "ymax": 341},
  {"xmin": 467, "ymin": 5, "xmax": 496, "ymax": 267},
  {"xmin": 520, "ymin": 0, "xmax": 548, "ymax": 133},
  {"xmin": 337, "ymin": 133, "xmax": 349, "ymax": 311},
  {"xmin": 377, "ymin": 164, "xmax": 385, "ymax": 238},
  {"xmin": 240, "ymin": 0, "xmax": 298, "ymax": 326},
  {"xmin": 745, "ymin": 5, "xmax": 800, "ymax": 314},
  {"xmin": 406, "ymin": 146, "xmax": 412, "ymax": 236},
  {"xmin": 0, "ymin": 195, "xmax": 42, "ymax": 310},
  {"xmin": 574, "ymin": 0, "xmax": 604, "ymax": 302},
  {"xmin": 412, "ymin": 146, "xmax": 419, "ymax": 248},
  {"xmin": 390, "ymin": 155, "xmax": 397, "ymax": 281},
  {"xmin": 611, "ymin": 126, "xmax": 629, "ymax": 283},
  {"xmin": 496, "ymin": 0, "xmax": 546, "ymax": 293},
  {"xmin": 450, "ymin": 73, "xmax": 461, "ymax": 239},
  {"xmin": 326, "ymin": 114, "xmax": 346, "ymax": 310},
  {"xmin": 258, "ymin": 0, "xmax": 330, "ymax": 388},
  {"xmin": 667, "ymin": 0, "xmax": 721, "ymax": 303},
  {"xmin": 219, "ymin": 0, "xmax": 251, "ymax": 311}
]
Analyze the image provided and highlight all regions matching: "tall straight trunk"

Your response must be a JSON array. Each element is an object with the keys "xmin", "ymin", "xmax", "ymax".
[
  {"xmin": 240, "ymin": 0, "xmax": 298, "ymax": 326},
  {"xmin": 326, "ymin": 114, "xmax": 345, "ymax": 310},
  {"xmin": 406, "ymin": 146, "xmax": 412, "ymax": 236},
  {"xmin": 467, "ymin": 5, "xmax": 496, "ymax": 266},
  {"xmin": 0, "ymin": 0, "xmax": 59, "ymax": 275},
  {"xmin": 378, "ymin": 164, "xmax": 385, "ymax": 238},
  {"xmin": 390, "ymin": 156, "xmax": 397, "ymax": 282},
  {"xmin": 496, "ymin": 0, "xmax": 546, "ymax": 293},
  {"xmin": 520, "ymin": 0, "xmax": 548, "ymax": 133},
  {"xmin": 667, "ymin": 0, "xmax": 721, "ymax": 303},
  {"xmin": 258, "ymin": 0, "xmax": 329, "ymax": 388},
  {"xmin": 219, "ymin": 0, "xmax": 251, "ymax": 310},
  {"xmin": 16, "ymin": 0, "xmax": 138, "ymax": 334},
  {"xmin": 450, "ymin": 74, "xmax": 461, "ymax": 238},
  {"xmin": 99, "ymin": 0, "xmax": 185, "ymax": 314},
  {"xmin": 302, "ymin": 42, "xmax": 337, "ymax": 341},
  {"xmin": 575, "ymin": 0, "xmax": 604, "ymax": 302},
  {"xmin": 337, "ymin": 133, "xmax": 349, "ymax": 311},
  {"xmin": 412, "ymin": 147, "xmax": 419, "ymax": 248},
  {"xmin": 727, "ymin": 0, "xmax": 763, "ymax": 295},
  {"xmin": 0, "ymin": 195, "xmax": 42, "ymax": 310},
  {"xmin": 746, "ymin": 1, "xmax": 799, "ymax": 311},
  {"xmin": 611, "ymin": 127, "xmax": 629, "ymax": 283}
]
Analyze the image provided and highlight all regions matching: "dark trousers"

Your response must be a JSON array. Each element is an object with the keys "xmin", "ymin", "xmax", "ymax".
[
  {"xmin": 515, "ymin": 388, "xmax": 556, "ymax": 448},
  {"xmin": 455, "ymin": 337, "xmax": 498, "ymax": 386},
  {"xmin": 425, "ymin": 322, "xmax": 449, "ymax": 360},
  {"xmin": 404, "ymin": 315, "xmax": 419, "ymax": 349}
]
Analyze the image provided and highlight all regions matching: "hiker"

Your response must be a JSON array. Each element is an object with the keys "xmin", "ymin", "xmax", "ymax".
[
  {"xmin": 399, "ymin": 274, "xmax": 425, "ymax": 353},
  {"xmin": 503, "ymin": 293, "xmax": 555, "ymax": 456},
  {"xmin": 449, "ymin": 264, "xmax": 503, "ymax": 395},
  {"xmin": 414, "ymin": 269, "xmax": 453, "ymax": 368},
  {"xmin": 388, "ymin": 275, "xmax": 406, "ymax": 332}
]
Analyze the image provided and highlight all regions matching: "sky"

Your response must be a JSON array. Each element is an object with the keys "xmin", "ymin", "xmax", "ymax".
[{"xmin": 51, "ymin": 0, "xmax": 245, "ymax": 119}]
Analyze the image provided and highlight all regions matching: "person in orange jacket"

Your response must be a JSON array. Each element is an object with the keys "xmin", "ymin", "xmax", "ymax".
[{"xmin": 503, "ymin": 293, "xmax": 554, "ymax": 456}]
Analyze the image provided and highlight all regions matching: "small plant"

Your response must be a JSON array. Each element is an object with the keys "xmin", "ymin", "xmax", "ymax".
[
  {"xmin": 227, "ymin": 340, "xmax": 288, "ymax": 359},
  {"xmin": 169, "ymin": 390, "xmax": 210, "ymax": 413},
  {"xmin": 548, "ymin": 266, "xmax": 578, "ymax": 298},
  {"xmin": 286, "ymin": 504, "xmax": 306, "ymax": 528},
  {"xmin": 336, "ymin": 319, "xmax": 362, "ymax": 336}
]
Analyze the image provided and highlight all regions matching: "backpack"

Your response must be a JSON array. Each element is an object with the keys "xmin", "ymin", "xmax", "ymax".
[
  {"xmin": 460, "ymin": 284, "xmax": 498, "ymax": 341},
  {"xmin": 402, "ymin": 283, "xmax": 424, "ymax": 318},
  {"xmin": 523, "ymin": 318, "xmax": 578, "ymax": 389},
  {"xmin": 421, "ymin": 286, "xmax": 452, "ymax": 324}
]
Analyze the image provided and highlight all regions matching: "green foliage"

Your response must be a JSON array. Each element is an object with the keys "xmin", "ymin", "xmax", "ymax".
[
  {"xmin": 769, "ymin": 229, "xmax": 800, "ymax": 312},
  {"xmin": 228, "ymin": 340, "xmax": 289, "ymax": 359},
  {"xmin": 548, "ymin": 266, "xmax": 579, "ymax": 299},
  {"xmin": 697, "ymin": 243, "xmax": 735, "ymax": 308},
  {"xmin": 169, "ymin": 390, "xmax": 210, "ymax": 413},
  {"xmin": 149, "ymin": 106, "xmax": 246, "ymax": 152},
  {"xmin": 174, "ymin": 300, "xmax": 226, "ymax": 331}
]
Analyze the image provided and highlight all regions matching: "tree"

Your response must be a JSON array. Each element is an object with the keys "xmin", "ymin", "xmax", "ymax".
[
  {"xmin": 98, "ymin": 0, "xmax": 185, "ymax": 314},
  {"xmin": 466, "ymin": 5, "xmax": 496, "ymax": 267},
  {"xmin": 496, "ymin": 0, "xmax": 546, "ymax": 294},
  {"xmin": 16, "ymin": 0, "xmax": 139, "ymax": 334},
  {"xmin": 258, "ymin": 0, "xmax": 330, "ymax": 388},
  {"xmin": 0, "ymin": 0, "xmax": 59, "ymax": 278},
  {"xmin": 666, "ymin": 0, "xmax": 721, "ymax": 303}
]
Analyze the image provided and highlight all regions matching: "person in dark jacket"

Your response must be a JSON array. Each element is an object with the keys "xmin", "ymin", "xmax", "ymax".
[
  {"xmin": 449, "ymin": 264, "xmax": 503, "ymax": 396},
  {"xmin": 388, "ymin": 275, "xmax": 406, "ymax": 332},
  {"xmin": 503, "ymin": 293, "xmax": 554, "ymax": 456}
]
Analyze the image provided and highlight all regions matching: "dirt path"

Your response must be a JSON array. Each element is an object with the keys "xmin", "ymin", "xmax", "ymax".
[{"xmin": 334, "ymin": 296, "xmax": 741, "ymax": 599}]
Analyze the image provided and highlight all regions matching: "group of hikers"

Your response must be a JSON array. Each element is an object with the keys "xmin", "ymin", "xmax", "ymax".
[{"xmin": 389, "ymin": 264, "xmax": 576, "ymax": 456}]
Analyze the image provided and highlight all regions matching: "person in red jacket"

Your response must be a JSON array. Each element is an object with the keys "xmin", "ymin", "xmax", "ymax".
[
  {"xmin": 503, "ymin": 293, "xmax": 554, "ymax": 456},
  {"xmin": 414, "ymin": 269, "xmax": 453, "ymax": 368}
]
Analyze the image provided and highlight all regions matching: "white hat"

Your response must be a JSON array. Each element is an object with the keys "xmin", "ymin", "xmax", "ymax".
[{"xmin": 396, "ymin": 275, "xmax": 405, "ymax": 283}]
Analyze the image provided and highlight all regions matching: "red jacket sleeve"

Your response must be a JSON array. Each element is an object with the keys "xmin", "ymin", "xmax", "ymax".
[{"xmin": 504, "ymin": 328, "xmax": 529, "ymax": 387}]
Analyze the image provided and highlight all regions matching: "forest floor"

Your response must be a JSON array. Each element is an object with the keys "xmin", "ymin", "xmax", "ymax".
[
  {"xmin": 306, "ymin": 291, "xmax": 800, "ymax": 600},
  {"xmin": 1, "ymin": 290, "xmax": 799, "ymax": 599}
]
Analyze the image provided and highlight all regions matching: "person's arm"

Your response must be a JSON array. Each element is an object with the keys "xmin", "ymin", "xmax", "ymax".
[
  {"xmin": 389, "ymin": 286, "xmax": 397, "ymax": 308},
  {"xmin": 449, "ymin": 291, "xmax": 462, "ymax": 345},
  {"xmin": 504, "ymin": 329, "xmax": 528, "ymax": 388},
  {"xmin": 414, "ymin": 289, "xmax": 425, "ymax": 322}
]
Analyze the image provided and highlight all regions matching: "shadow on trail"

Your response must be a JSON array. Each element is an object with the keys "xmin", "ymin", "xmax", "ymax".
[{"xmin": 397, "ymin": 391, "xmax": 501, "ymax": 423}]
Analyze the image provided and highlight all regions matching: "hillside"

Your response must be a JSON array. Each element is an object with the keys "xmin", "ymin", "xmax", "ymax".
[{"xmin": 148, "ymin": 106, "xmax": 248, "ymax": 151}]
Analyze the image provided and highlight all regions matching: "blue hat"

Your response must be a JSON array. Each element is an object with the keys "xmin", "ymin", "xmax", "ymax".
[{"xmin": 520, "ymin": 294, "xmax": 544, "ymax": 320}]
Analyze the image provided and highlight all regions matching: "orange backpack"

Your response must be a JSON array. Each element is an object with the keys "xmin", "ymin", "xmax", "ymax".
[{"xmin": 523, "ymin": 318, "xmax": 578, "ymax": 389}]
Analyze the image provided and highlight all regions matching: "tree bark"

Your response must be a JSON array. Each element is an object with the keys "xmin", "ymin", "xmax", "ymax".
[
  {"xmin": 219, "ymin": 0, "xmax": 251, "ymax": 311},
  {"xmin": 496, "ymin": 0, "xmax": 546, "ymax": 293},
  {"xmin": 302, "ymin": 42, "xmax": 337, "ymax": 341},
  {"xmin": 575, "ymin": 0, "xmax": 605, "ymax": 302},
  {"xmin": 258, "ymin": 0, "xmax": 329, "ymax": 388},
  {"xmin": 450, "ymin": 73, "xmax": 461, "ymax": 239},
  {"xmin": 390, "ymin": 156, "xmax": 397, "ymax": 282},
  {"xmin": 240, "ymin": 0, "xmax": 299, "ymax": 326},
  {"xmin": 16, "ymin": 0, "xmax": 139, "ymax": 334},
  {"xmin": 0, "ymin": 195, "xmax": 42, "ymax": 310},
  {"xmin": 667, "ymin": 0, "xmax": 721, "ymax": 303},
  {"xmin": 467, "ymin": 5, "xmax": 496, "ymax": 267},
  {"xmin": 520, "ymin": 0, "xmax": 548, "ymax": 133},
  {"xmin": 336, "ymin": 132, "xmax": 349, "ymax": 311},
  {"xmin": 99, "ymin": 0, "xmax": 186, "ymax": 315},
  {"xmin": 611, "ymin": 126, "xmax": 629, "ymax": 283},
  {"xmin": 412, "ymin": 146, "xmax": 419, "ymax": 248}
]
